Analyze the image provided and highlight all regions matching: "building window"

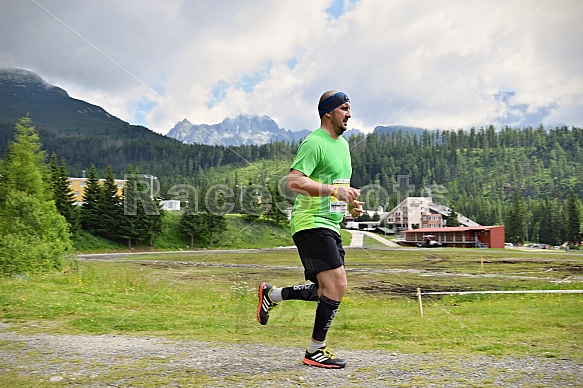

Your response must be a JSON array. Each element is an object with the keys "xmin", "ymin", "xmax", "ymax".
[{"xmin": 80, "ymin": 182, "xmax": 85, "ymax": 187}]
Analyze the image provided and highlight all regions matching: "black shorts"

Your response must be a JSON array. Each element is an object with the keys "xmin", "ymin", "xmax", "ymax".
[{"xmin": 292, "ymin": 227, "xmax": 345, "ymax": 283}]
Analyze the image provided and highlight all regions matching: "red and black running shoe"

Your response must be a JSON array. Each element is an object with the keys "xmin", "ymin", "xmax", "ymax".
[
  {"xmin": 302, "ymin": 347, "xmax": 347, "ymax": 369},
  {"xmin": 257, "ymin": 282, "xmax": 278, "ymax": 325}
]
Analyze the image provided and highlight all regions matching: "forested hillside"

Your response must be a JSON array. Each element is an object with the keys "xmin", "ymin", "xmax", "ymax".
[
  {"xmin": 347, "ymin": 125, "xmax": 582, "ymax": 245},
  {"xmin": 191, "ymin": 124, "xmax": 582, "ymax": 245},
  {"xmin": 0, "ymin": 69, "xmax": 581, "ymax": 246},
  {"xmin": 0, "ymin": 69, "xmax": 298, "ymax": 188},
  {"xmin": 139, "ymin": 124, "xmax": 581, "ymax": 247}
]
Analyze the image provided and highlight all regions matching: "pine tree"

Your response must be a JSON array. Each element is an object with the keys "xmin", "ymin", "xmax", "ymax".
[
  {"xmin": 565, "ymin": 189, "xmax": 581, "ymax": 245},
  {"xmin": 99, "ymin": 165, "xmax": 123, "ymax": 240},
  {"xmin": 0, "ymin": 117, "xmax": 72, "ymax": 275},
  {"xmin": 49, "ymin": 154, "xmax": 79, "ymax": 234},
  {"xmin": 0, "ymin": 117, "xmax": 51, "ymax": 203},
  {"xmin": 180, "ymin": 205, "xmax": 207, "ymax": 248},
  {"xmin": 265, "ymin": 182, "xmax": 288, "ymax": 226},
  {"xmin": 119, "ymin": 170, "xmax": 144, "ymax": 247},
  {"xmin": 202, "ymin": 183, "xmax": 229, "ymax": 246},
  {"xmin": 446, "ymin": 205, "xmax": 461, "ymax": 227},
  {"xmin": 536, "ymin": 196, "xmax": 561, "ymax": 246},
  {"xmin": 204, "ymin": 211, "xmax": 227, "ymax": 247},
  {"xmin": 505, "ymin": 189, "xmax": 526, "ymax": 244},
  {"xmin": 80, "ymin": 165, "xmax": 102, "ymax": 233},
  {"xmin": 241, "ymin": 180, "xmax": 262, "ymax": 221},
  {"xmin": 119, "ymin": 170, "xmax": 163, "ymax": 247},
  {"xmin": 143, "ymin": 200, "xmax": 164, "ymax": 247}
]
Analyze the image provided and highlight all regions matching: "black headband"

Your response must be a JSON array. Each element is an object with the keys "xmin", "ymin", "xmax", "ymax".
[{"xmin": 318, "ymin": 92, "xmax": 350, "ymax": 117}]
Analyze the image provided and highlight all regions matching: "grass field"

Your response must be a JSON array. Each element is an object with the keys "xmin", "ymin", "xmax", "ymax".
[{"xmin": 1, "ymin": 246, "xmax": 581, "ymax": 363}]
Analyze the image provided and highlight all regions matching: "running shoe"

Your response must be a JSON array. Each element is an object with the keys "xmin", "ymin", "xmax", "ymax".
[
  {"xmin": 302, "ymin": 347, "xmax": 347, "ymax": 369},
  {"xmin": 257, "ymin": 282, "xmax": 278, "ymax": 325}
]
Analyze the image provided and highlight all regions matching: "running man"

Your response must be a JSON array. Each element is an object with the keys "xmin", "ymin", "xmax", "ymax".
[{"xmin": 257, "ymin": 90, "xmax": 364, "ymax": 368}]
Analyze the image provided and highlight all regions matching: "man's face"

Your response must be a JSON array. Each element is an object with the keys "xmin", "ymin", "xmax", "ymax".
[{"xmin": 329, "ymin": 102, "xmax": 351, "ymax": 135}]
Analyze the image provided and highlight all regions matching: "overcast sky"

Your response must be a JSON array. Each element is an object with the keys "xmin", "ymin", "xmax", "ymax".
[{"xmin": 1, "ymin": 0, "xmax": 581, "ymax": 134}]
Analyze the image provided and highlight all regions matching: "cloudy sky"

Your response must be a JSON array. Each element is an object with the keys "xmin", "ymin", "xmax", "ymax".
[{"xmin": 1, "ymin": 0, "xmax": 581, "ymax": 134}]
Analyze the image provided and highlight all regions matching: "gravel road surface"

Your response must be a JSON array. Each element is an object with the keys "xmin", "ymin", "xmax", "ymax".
[{"xmin": 1, "ymin": 329, "xmax": 581, "ymax": 387}]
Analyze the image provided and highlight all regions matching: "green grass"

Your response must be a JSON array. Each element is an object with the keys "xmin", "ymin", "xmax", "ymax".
[
  {"xmin": 72, "ymin": 230, "xmax": 127, "ymax": 252},
  {"xmin": 72, "ymin": 213, "xmax": 294, "ymax": 252},
  {"xmin": 1, "ymin": 248, "xmax": 581, "ymax": 361}
]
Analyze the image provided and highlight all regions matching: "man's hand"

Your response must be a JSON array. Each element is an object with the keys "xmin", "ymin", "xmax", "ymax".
[
  {"xmin": 349, "ymin": 200, "xmax": 365, "ymax": 218},
  {"xmin": 336, "ymin": 186, "xmax": 360, "ymax": 203}
]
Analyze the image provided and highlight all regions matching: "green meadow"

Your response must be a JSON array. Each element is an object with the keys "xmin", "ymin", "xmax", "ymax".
[{"xmin": 1, "ymin": 245, "xmax": 581, "ymax": 361}]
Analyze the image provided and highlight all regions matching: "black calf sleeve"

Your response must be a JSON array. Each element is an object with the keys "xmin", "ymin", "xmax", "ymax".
[
  {"xmin": 312, "ymin": 295, "xmax": 341, "ymax": 342},
  {"xmin": 281, "ymin": 283, "xmax": 319, "ymax": 301}
]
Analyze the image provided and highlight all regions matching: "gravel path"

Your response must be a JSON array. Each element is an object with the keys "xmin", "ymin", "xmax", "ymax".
[{"xmin": 1, "ymin": 329, "xmax": 581, "ymax": 387}]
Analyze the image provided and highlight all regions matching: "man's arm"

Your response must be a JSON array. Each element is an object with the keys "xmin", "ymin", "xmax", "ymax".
[{"xmin": 287, "ymin": 169, "xmax": 361, "ymax": 203}]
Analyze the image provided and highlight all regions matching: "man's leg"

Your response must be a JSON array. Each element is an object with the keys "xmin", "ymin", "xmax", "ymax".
[
  {"xmin": 311, "ymin": 266, "xmax": 347, "ymax": 346},
  {"xmin": 257, "ymin": 282, "xmax": 320, "ymax": 326},
  {"xmin": 302, "ymin": 266, "xmax": 347, "ymax": 368},
  {"xmin": 276, "ymin": 283, "xmax": 319, "ymax": 302}
]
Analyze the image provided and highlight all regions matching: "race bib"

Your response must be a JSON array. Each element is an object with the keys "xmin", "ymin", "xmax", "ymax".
[{"xmin": 330, "ymin": 179, "xmax": 350, "ymax": 213}]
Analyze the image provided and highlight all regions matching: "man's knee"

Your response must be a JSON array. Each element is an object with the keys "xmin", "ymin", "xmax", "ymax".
[{"xmin": 317, "ymin": 267, "xmax": 347, "ymax": 300}]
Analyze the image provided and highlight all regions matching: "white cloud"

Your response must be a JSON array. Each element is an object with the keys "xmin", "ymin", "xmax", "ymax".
[{"xmin": 0, "ymin": 0, "xmax": 581, "ymax": 134}]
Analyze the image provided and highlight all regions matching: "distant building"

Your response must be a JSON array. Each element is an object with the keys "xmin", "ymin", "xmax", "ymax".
[
  {"xmin": 421, "ymin": 213, "xmax": 443, "ymax": 229},
  {"xmin": 68, "ymin": 177, "xmax": 125, "ymax": 205},
  {"xmin": 427, "ymin": 202, "xmax": 479, "ymax": 228},
  {"xmin": 402, "ymin": 226, "xmax": 505, "ymax": 248},
  {"xmin": 160, "ymin": 200, "xmax": 181, "ymax": 211},
  {"xmin": 383, "ymin": 197, "xmax": 479, "ymax": 232},
  {"xmin": 344, "ymin": 206, "xmax": 385, "ymax": 231},
  {"xmin": 382, "ymin": 197, "xmax": 432, "ymax": 231}
]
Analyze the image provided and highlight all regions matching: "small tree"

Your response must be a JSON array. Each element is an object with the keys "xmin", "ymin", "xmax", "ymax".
[
  {"xmin": 446, "ymin": 205, "xmax": 461, "ymax": 227},
  {"xmin": 0, "ymin": 192, "xmax": 72, "ymax": 275},
  {"xmin": 241, "ymin": 180, "xmax": 262, "ymax": 221},
  {"xmin": 49, "ymin": 154, "xmax": 79, "ymax": 234},
  {"xmin": 565, "ymin": 189, "xmax": 581, "ymax": 245},
  {"xmin": 0, "ymin": 117, "xmax": 72, "ymax": 275},
  {"xmin": 265, "ymin": 182, "xmax": 288, "ymax": 226},
  {"xmin": 143, "ymin": 200, "xmax": 164, "ymax": 247},
  {"xmin": 99, "ymin": 166, "xmax": 123, "ymax": 240},
  {"xmin": 203, "ymin": 185, "xmax": 229, "ymax": 246},
  {"xmin": 119, "ymin": 170, "xmax": 163, "ymax": 247},
  {"xmin": 537, "ymin": 196, "xmax": 562, "ymax": 246},
  {"xmin": 0, "ymin": 117, "xmax": 51, "ymax": 203},
  {"xmin": 80, "ymin": 165, "xmax": 102, "ymax": 233},
  {"xmin": 505, "ymin": 189, "xmax": 526, "ymax": 244},
  {"xmin": 119, "ymin": 171, "xmax": 147, "ymax": 247},
  {"xmin": 205, "ymin": 211, "xmax": 228, "ymax": 247},
  {"xmin": 180, "ymin": 206, "xmax": 207, "ymax": 248}
]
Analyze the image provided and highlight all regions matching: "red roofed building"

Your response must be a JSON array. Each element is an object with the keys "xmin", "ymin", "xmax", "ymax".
[{"xmin": 402, "ymin": 226, "xmax": 505, "ymax": 248}]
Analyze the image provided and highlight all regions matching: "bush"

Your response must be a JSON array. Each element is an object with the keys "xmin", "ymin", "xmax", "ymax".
[{"xmin": 0, "ymin": 192, "xmax": 73, "ymax": 276}]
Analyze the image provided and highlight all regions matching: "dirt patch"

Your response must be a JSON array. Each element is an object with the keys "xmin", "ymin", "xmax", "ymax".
[
  {"xmin": 356, "ymin": 281, "xmax": 471, "ymax": 298},
  {"xmin": 424, "ymin": 254, "xmax": 449, "ymax": 262}
]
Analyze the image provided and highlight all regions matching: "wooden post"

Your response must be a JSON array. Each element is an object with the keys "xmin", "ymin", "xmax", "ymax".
[
  {"xmin": 480, "ymin": 256, "xmax": 484, "ymax": 271},
  {"xmin": 417, "ymin": 288, "xmax": 424, "ymax": 318}
]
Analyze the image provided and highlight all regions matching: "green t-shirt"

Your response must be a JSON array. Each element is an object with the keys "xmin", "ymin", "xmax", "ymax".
[{"xmin": 289, "ymin": 128, "xmax": 352, "ymax": 235}]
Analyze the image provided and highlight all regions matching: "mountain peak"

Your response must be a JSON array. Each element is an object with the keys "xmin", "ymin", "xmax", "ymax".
[
  {"xmin": 0, "ymin": 68, "xmax": 69, "ymax": 97},
  {"xmin": 167, "ymin": 115, "xmax": 310, "ymax": 146}
]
